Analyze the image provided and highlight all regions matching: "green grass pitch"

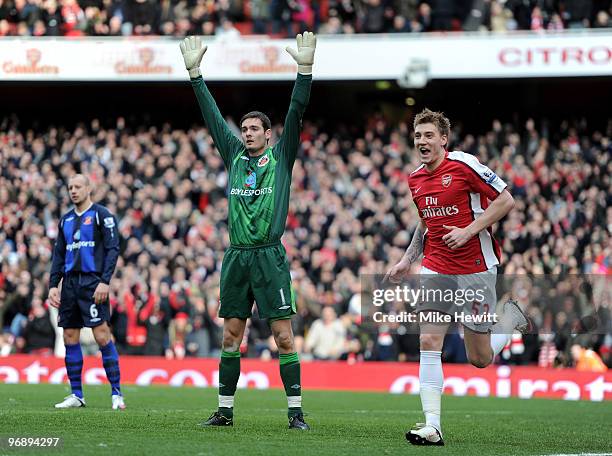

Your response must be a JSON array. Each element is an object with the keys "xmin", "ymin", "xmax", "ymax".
[{"xmin": 0, "ymin": 384, "xmax": 610, "ymax": 455}]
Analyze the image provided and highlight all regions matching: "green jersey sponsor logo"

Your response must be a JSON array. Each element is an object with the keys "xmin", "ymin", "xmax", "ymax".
[{"xmin": 230, "ymin": 187, "xmax": 273, "ymax": 196}]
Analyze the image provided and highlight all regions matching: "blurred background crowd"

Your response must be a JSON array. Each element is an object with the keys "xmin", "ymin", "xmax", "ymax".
[
  {"xmin": 0, "ymin": 107, "xmax": 610, "ymax": 370},
  {"xmin": 0, "ymin": 0, "xmax": 611, "ymax": 38}
]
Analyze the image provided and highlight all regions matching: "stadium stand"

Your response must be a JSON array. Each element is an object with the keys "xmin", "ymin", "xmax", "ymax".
[
  {"xmin": 1, "ymin": 110, "xmax": 610, "ymax": 367},
  {"xmin": 0, "ymin": 0, "xmax": 610, "ymax": 38}
]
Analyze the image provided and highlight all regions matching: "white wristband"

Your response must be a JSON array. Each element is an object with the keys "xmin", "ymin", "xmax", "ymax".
[{"xmin": 298, "ymin": 65, "xmax": 312, "ymax": 75}]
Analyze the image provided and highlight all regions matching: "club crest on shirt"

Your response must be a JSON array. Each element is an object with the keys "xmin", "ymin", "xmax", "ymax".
[
  {"xmin": 245, "ymin": 171, "xmax": 257, "ymax": 188},
  {"xmin": 83, "ymin": 216, "xmax": 93, "ymax": 225},
  {"xmin": 257, "ymin": 155, "xmax": 269, "ymax": 167},
  {"xmin": 442, "ymin": 174, "xmax": 452, "ymax": 187}
]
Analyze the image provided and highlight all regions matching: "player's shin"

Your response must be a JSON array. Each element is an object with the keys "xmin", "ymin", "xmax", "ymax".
[
  {"xmin": 100, "ymin": 341, "xmax": 122, "ymax": 396},
  {"xmin": 279, "ymin": 352, "xmax": 302, "ymax": 417},
  {"xmin": 490, "ymin": 299, "xmax": 530, "ymax": 359},
  {"xmin": 419, "ymin": 350, "xmax": 443, "ymax": 432},
  {"xmin": 65, "ymin": 343, "xmax": 84, "ymax": 399},
  {"xmin": 218, "ymin": 350, "xmax": 241, "ymax": 418}
]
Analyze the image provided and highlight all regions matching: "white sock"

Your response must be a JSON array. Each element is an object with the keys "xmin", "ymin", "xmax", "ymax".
[
  {"xmin": 490, "ymin": 305, "xmax": 514, "ymax": 357},
  {"xmin": 287, "ymin": 396, "xmax": 302, "ymax": 408},
  {"xmin": 419, "ymin": 350, "xmax": 443, "ymax": 432},
  {"xmin": 218, "ymin": 395, "xmax": 234, "ymax": 408},
  {"xmin": 490, "ymin": 333, "xmax": 511, "ymax": 357}
]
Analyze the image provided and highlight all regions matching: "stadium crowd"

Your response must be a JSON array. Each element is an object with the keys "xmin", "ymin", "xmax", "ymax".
[
  {"xmin": 0, "ymin": 110, "xmax": 610, "ymax": 370},
  {"xmin": 0, "ymin": 0, "xmax": 610, "ymax": 38}
]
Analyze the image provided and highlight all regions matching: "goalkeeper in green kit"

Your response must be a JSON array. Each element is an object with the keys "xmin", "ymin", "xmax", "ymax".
[{"xmin": 180, "ymin": 33, "xmax": 316, "ymax": 430}]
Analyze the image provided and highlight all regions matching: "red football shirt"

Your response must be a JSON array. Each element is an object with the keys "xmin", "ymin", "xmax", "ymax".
[{"xmin": 408, "ymin": 151, "xmax": 508, "ymax": 274}]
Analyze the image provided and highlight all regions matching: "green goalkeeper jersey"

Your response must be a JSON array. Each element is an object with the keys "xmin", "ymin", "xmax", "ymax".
[{"xmin": 191, "ymin": 74, "xmax": 312, "ymax": 246}]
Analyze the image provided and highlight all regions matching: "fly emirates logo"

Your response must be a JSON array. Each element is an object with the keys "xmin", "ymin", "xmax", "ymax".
[{"xmin": 420, "ymin": 196, "xmax": 459, "ymax": 219}]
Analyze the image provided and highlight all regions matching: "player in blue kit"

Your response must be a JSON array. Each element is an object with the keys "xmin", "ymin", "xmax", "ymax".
[{"xmin": 48, "ymin": 174, "xmax": 124, "ymax": 410}]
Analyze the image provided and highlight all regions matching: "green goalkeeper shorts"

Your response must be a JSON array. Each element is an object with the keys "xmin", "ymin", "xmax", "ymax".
[{"xmin": 219, "ymin": 242, "xmax": 296, "ymax": 320}]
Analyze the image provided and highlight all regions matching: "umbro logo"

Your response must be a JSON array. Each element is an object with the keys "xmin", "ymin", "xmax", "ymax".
[
  {"xmin": 290, "ymin": 384, "xmax": 301, "ymax": 389},
  {"xmin": 218, "ymin": 382, "xmax": 225, "ymax": 388}
]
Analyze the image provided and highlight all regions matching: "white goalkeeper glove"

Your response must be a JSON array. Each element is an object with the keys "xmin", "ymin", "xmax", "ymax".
[
  {"xmin": 285, "ymin": 31, "xmax": 317, "ymax": 75},
  {"xmin": 180, "ymin": 36, "xmax": 207, "ymax": 79}
]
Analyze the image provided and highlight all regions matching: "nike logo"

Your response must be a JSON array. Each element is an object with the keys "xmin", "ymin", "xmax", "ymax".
[
  {"xmin": 413, "ymin": 186, "xmax": 422, "ymax": 195},
  {"xmin": 278, "ymin": 305, "xmax": 290, "ymax": 310}
]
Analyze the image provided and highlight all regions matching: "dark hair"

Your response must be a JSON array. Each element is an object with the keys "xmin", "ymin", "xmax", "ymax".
[
  {"xmin": 240, "ymin": 111, "xmax": 271, "ymax": 131},
  {"xmin": 414, "ymin": 108, "xmax": 451, "ymax": 138}
]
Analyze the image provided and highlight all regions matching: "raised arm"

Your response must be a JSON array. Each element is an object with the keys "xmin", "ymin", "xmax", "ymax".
[
  {"xmin": 275, "ymin": 32, "xmax": 316, "ymax": 168},
  {"xmin": 180, "ymin": 36, "xmax": 244, "ymax": 170}
]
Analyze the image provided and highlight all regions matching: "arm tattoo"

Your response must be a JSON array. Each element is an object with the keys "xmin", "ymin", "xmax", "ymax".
[{"xmin": 402, "ymin": 223, "xmax": 425, "ymax": 264}]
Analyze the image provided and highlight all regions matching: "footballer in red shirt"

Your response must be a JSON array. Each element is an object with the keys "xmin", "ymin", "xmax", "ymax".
[{"xmin": 386, "ymin": 109, "xmax": 529, "ymax": 446}]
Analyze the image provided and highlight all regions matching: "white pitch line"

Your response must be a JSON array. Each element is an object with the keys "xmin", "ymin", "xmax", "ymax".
[{"xmin": 541, "ymin": 453, "xmax": 612, "ymax": 456}]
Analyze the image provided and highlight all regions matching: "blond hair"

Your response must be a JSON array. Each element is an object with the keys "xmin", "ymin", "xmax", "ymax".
[{"xmin": 414, "ymin": 108, "xmax": 451, "ymax": 138}]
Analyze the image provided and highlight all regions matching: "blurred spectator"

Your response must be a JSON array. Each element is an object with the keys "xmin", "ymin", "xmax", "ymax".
[
  {"xmin": 563, "ymin": 0, "xmax": 593, "ymax": 28},
  {"xmin": 2, "ymin": 272, "xmax": 32, "ymax": 338},
  {"xmin": 360, "ymin": 0, "xmax": 387, "ymax": 33},
  {"xmin": 530, "ymin": 6, "xmax": 544, "ymax": 32},
  {"xmin": 416, "ymin": 2, "xmax": 432, "ymax": 31},
  {"xmin": 43, "ymin": 1, "xmax": 63, "ymax": 36},
  {"xmin": 61, "ymin": 0, "xmax": 85, "ymax": 35},
  {"xmin": 571, "ymin": 344, "xmax": 608, "ymax": 372},
  {"xmin": 430, "ymin": 0, "xmax": 453, "ymax": 31},
  {"xmin": 305, "ymin": 306, "xmax": 346, "ymax": 359},
  {"xmin": 319, "ymin": 14, "xmax": 342, "ymax": 34},
  {"xmin": 594, "ymin": 10, "xmax": 611, "ymax": 28},
  {"xmin": 138, "ymin": 284, "xmax": 172, "ymax": 356},
  {"xmin": 215, "ymin": 17, "xmax": 240, "ymax": 40},
  {"xmin": 547, "ymin": 12, "xmax": 564, "ymax": 31},
  {"xmin": 390, "ymin": 14, "xmax": 410, "ymax": 33},
  {"xmin": 290, "ymin": 0, "xmax": 314, "ymax": 34},
  {"xmin": 271, "ymin": 0, "xmax": 293, "ymax": 36},
  {"xmin": 15, "ymin": 297, "xmax": 55, "ymax": 354},
  {"xmin": 185, "ymin": 295, "xmax": 215, "ymax": 357},
  {"xmin": 443, "ymin": 331, "xmax": 467, "ymax": 363},
  {"xmin": 251, "ymin": 0, "xmax": 271, "ymax": 34}
]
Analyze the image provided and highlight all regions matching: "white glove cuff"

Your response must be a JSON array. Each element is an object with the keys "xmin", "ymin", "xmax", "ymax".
[
  {"xmin": 188, "ymin": 67, "xmax": 201, "ymax": 79},
  {"xmin": 298, "ymin": 65, "xmax": 313, "ymax": 75}
]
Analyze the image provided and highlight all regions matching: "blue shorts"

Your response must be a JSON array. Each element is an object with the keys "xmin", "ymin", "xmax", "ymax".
[{"xmin": 58, "ymin": 273, "xmax": 110, "ymax": 329}]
